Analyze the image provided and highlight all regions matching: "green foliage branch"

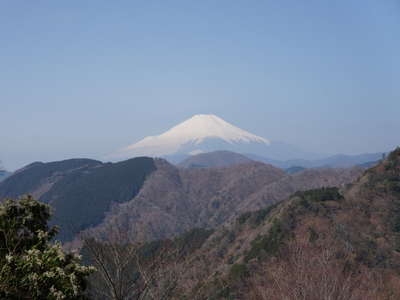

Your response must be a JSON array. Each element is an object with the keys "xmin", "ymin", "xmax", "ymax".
[{"xmin": 0, "ymin": 195, "xmax": 95, "ymax": 299}]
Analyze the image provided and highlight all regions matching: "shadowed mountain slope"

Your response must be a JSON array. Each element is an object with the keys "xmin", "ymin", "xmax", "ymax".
[
  {"xmin": 0, "ymin": 157, "xmax": 156, "ymax": 241},
  {"xmin": 0, "ymin": 159, "xmax": 102, "ymax": 199}
]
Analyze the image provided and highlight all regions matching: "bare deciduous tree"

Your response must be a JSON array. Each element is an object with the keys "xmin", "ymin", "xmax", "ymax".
[
  {"xmin": 81, "ymin": 220, "xmax": 183, "ymax": 300},
  {"xmin": 249, "ymin": 238, "xmax": 393, "ymax": 300}
]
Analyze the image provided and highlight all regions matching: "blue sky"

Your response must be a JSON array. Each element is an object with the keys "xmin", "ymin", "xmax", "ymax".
[{"xmin": 1, "ymin": 1, "xmax": 399, "ymax": 170}]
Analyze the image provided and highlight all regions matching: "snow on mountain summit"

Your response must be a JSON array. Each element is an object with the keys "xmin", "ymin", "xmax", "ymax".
[
  {"xmin": 159, "ymin": 114, "xmax": 269, "ymax": 145},
  {"xmin": 111, "ymin": 114, "xmax": 270, "ymax": 159}
]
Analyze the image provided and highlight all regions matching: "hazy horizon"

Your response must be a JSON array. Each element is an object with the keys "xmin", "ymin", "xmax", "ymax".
[{"xmin": 1, "ymin": 1, "xmax": 399, "ymax": 170}]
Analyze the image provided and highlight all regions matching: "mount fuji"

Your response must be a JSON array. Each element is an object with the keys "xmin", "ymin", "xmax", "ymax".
[{"xmin": 111, "ymin": 114, "xmax": 316, "ymax": 161}]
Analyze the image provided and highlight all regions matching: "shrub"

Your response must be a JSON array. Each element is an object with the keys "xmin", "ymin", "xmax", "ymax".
[{"xmin": 0, "ymin": 196, "xmax": 94, "ymax": 299}]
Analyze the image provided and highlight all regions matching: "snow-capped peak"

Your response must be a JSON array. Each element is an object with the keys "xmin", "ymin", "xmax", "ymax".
[
  {"xmin": 111, "ymin": 114, "xmax": 270, "ymax": 159},
  {"xmin": 161, "ymin": 114, "xmax": 269, "ymax": 144}
]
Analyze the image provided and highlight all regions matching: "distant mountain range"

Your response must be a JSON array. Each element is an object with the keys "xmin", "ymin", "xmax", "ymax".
[
  {"xmin": 174, "ymin": 150, "xmax": 384, "ymax": 169},
  {"xmin": 110, "ymin": 114, "xmax": 321, "ymax": 161},
  {"xmin": 246, "ymin": 152, "xmax": 384, "ymax": 168},
  {"xmin": 109, "ymin": 114, "xmax": 386, "ymax": 169}
]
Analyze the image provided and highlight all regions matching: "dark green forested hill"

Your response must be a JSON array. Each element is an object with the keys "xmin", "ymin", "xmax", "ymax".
[
  {"xmin": 0, "ymin": 157, "xmax": 156, "ymax": 241},
  {"xmin": 0, "ymin": 159, "xmax": 102, "ymax": 198}
]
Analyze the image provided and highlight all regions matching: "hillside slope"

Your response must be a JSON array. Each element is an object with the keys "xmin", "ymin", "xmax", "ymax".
[
  {"xmin": 163, "ymin": 148, "xmax": 400, "ymax": 299},
  {"xmin": 0, "ymin": 159, "xmax": 102, "ymax": 199},
  {"xmin": 0, "ymin": 158, "xmax": 156, "ymax": 241},
  {"xmin": 86, "ymin": 160, "xmax": 363, "ymax": 243}
]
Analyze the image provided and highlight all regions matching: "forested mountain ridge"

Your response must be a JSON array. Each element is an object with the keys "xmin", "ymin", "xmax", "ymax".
[
  {"xmin": 83, "ymin": 159, "xmax": 364, "ymax": 244},
  {"xmin": 0, "ymin": 159, "xmax": 102, "ymax": 199},
  {"xmin": 0, "ymin": 157, "xmax": 156, "ymax": 241},
  {"xmin": 0, "ymin": 156, "xmax": 363, "ymax": 245}
]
